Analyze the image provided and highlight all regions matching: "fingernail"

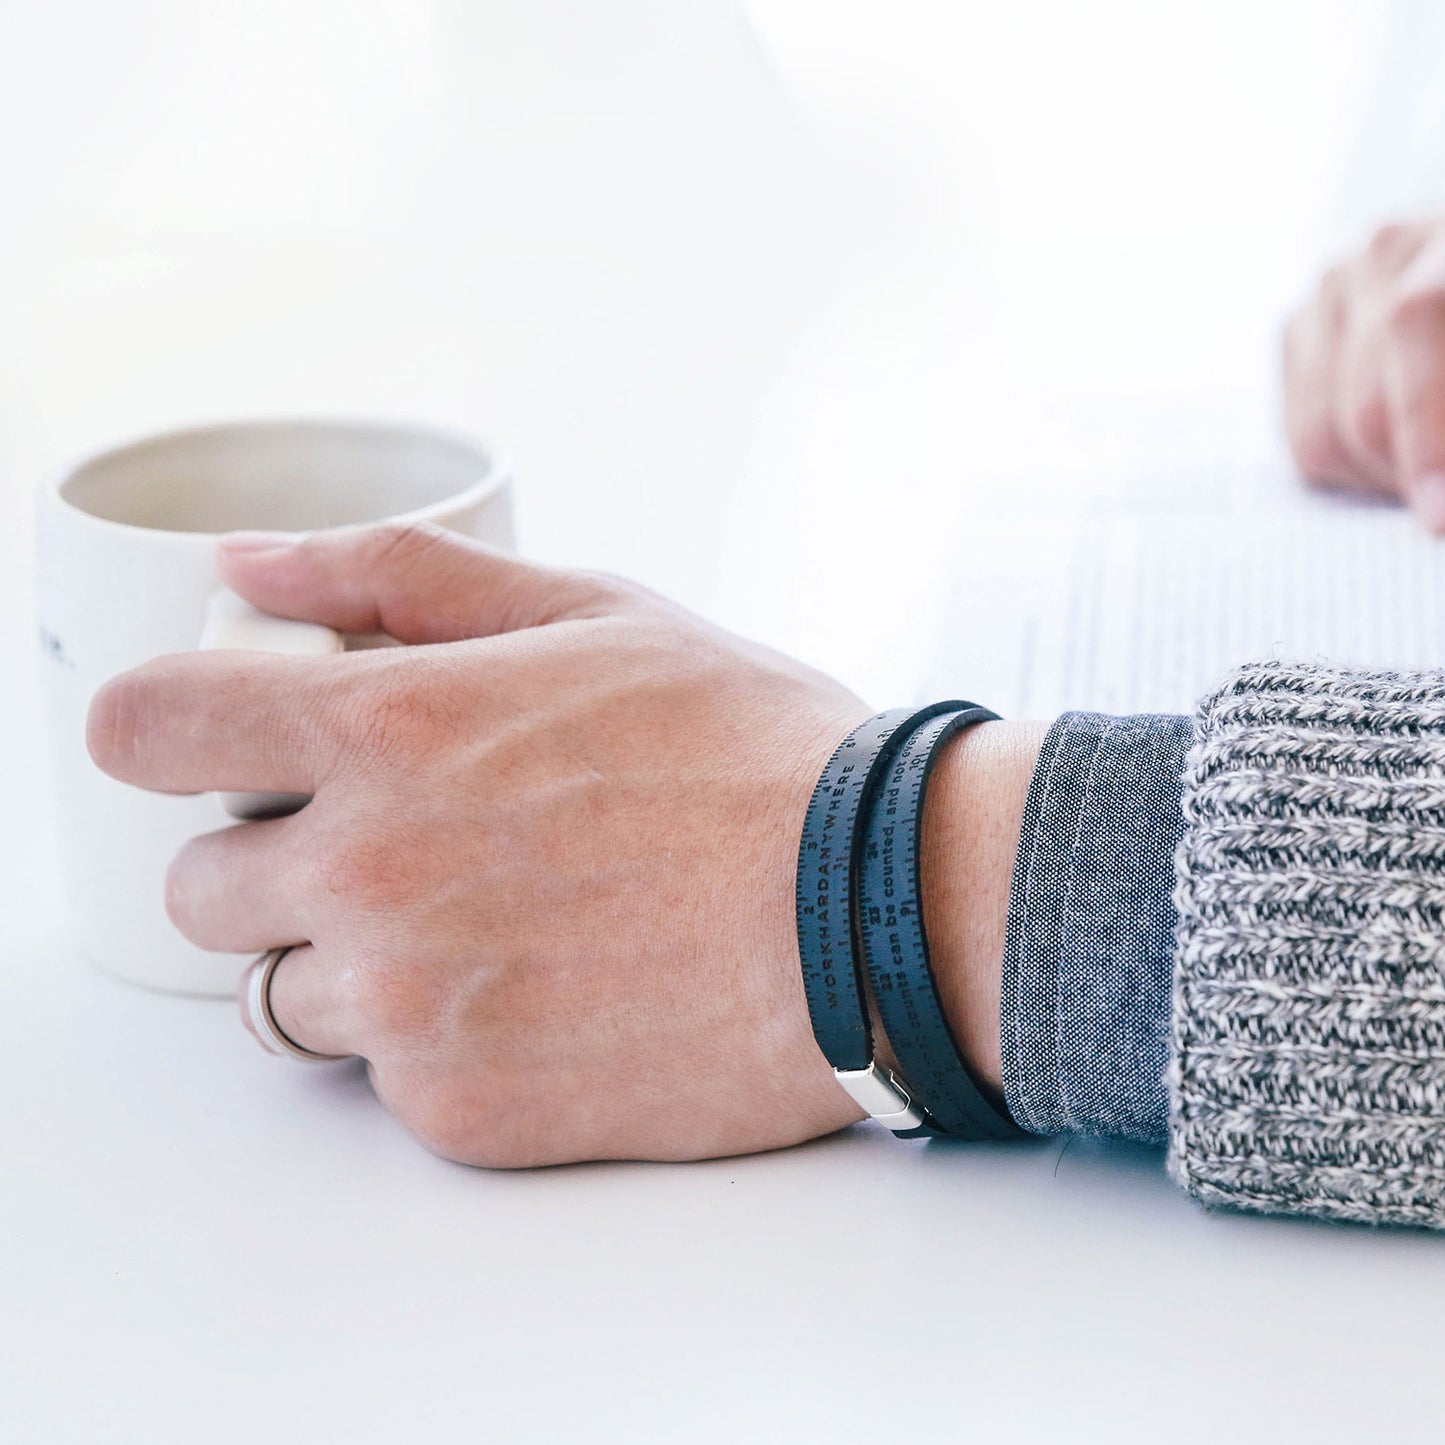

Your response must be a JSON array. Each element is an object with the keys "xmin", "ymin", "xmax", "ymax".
[
  {"xmin": 218, "ymin": 530, "xmax": 299, "ymax": 554},
  {"xmin": 1415, "ymin": 473, "xmax": 1445, "ymax": 535}
]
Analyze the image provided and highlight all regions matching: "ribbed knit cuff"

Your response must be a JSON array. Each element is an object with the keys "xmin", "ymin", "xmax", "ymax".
[{"xmin": 1170, "ymin": 661, "xmax": 1445, "ymax": 1230}]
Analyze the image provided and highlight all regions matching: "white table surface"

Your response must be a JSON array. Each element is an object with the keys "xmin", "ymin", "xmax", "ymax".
[{"xmin": 4, "ymin": 4, "xmax": 1444, "ymax": 1441}]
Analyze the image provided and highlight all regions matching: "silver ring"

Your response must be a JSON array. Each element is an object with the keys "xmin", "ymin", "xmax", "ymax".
[{"xmin": 241, "ymin": 947, "xmax": 348, "ymax": 1063}]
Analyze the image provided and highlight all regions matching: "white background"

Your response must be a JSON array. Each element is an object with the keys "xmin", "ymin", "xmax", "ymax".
[{"xmin": 3, "ymin": 3, "xmax": 1444, "ymax": 1441}]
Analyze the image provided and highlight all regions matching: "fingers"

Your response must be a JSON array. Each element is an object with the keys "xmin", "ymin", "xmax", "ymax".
[
  {"xmin": 1282, "ymin": 280, "xmax": 1355, "ymax": 491},
  {"xmin": 242, "ymin": 943, "xmax": 361, "ymax": 1061},
  {"xmin": 1382, "ymin": 288, "xmax": 1445, "ymax": 533},
  {"xmin": 1287, "ymin": 220, "xmax": 1445, "ymax": 531},
  {"xmin": 92, "ymin": 524, "xmax": 641, "ymax": 798},
  {"xmin": 1331, "ymin": 298, "xmax": 1396, "ymax": 494},
  {"xmin": 87, "ymin": 649, "xmax": 354, "ymax": 794},
  {"xmin": 1283, "ymin": 264, "xmax": 1389, "ymax": 495},
  {"xmin": 166, "ymin": 814, "xmax": 317, "ymax": 953},
  {"xmin": 244, "ymin": 943, "xmax": 450, "ymax": 1072},
  {"xmin": 216, "ymin": 522, "xmax": 622, "ymax": 645}
]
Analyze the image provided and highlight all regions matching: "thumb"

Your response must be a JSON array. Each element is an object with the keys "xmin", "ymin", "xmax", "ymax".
[
  {"xmin": 1383, "ymin": 290, "xmax": 1445, "ymax": 534},
  {"xmin": 215, "ymin": 522, "xmax": 615, "ymax": 644}
]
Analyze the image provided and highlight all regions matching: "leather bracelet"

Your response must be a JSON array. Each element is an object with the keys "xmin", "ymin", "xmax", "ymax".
[
  {"xmin": 795, "ymin": 702, "xmax": 968, "ymax": 1136},
  {"xmin": 856, "ymin": 704, "xmax": 1025, "ymax": 1141}
]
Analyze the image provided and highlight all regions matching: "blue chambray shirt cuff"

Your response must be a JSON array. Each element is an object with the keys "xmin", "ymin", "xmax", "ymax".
[{"xmin": 998, "ymin": 711, "xmax": 1191, "ymax": 1145}]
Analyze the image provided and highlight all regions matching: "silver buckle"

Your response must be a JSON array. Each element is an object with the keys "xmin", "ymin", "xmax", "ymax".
[{"xmin": 835, "ymin": 1062, "xmax": 924, "ymax": 1131}]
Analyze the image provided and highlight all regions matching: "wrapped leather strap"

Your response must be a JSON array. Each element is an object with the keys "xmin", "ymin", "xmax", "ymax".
[
  {"xmin": 857, "ymin": 705, "xmax": 1024, "ymax": 1141},
  {"xmin": 795, "ymin": 703, "xmax": 966, "ymax": 1135}
]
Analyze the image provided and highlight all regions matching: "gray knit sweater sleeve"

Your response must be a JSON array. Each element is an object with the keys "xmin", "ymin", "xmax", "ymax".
[{"xmin": 1169, "ymin": 659, "xmax": 1445, "ymax": 1230}]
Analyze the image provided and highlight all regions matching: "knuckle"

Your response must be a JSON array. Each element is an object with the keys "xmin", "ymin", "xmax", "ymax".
[
  {"xmin": 357, "ymin": 522, "xmax": 459, "ymax": 641},
  {"xmin": 1384, "ymin": 282, "xmax": 1445, "ymax": 339},
  {"xmin": 570, "ymin": 567, "xmax": 633, "ymax": 605},
  {"xmin": 350, "ymin": 681, "xmax": 430, "ymax": 762},
  {"xmin": 1287, "ymin": 420, "xmax": 1348, "ymax": 483},
  {"xmin": 567, "ymin": 569, "xmax": 673, "ymax": 625},
  {"xmin": 353, "ymin": 960, "xmax": 442, "ymax": 1043},
  {"xmin": 1343, "ymin": 389, "xmax": 1391, "ymax": 460},
  {"xmin": 336, "ymin": 659, "xmax": 464, "ymax": 766},
  {"xmin": 317, "ymin": 828, "xmax": 414, "ymax": 911},
  {"xmin": 367, "ymin": 520, "xmax": 449, "ymax": 572},
  {"xmin": 1367, "ymin": 220, "xmax": 1418, "ymax": 268},
  {"xmin": 1319, "ymin": 262, "xmax": 1349, "ymax": 305},
  {"xmin": 498, "ymin": 566, "xmax": 630, "ymax": 630}
]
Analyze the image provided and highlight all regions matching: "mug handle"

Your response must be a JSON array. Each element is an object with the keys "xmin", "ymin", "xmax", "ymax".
[{"xmin": 198, "ymin": 588, "xmax": 343, "ymax": 821}]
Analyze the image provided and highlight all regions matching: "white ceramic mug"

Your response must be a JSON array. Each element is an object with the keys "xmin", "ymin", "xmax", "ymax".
[{"xmin": 35, "ymin": 418, "xmax": 514, "ymax": 996}]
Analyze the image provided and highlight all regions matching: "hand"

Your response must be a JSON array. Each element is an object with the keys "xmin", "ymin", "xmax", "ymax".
[
  {"xmin": 1283, "ymin": 216, "xmax": 1445, "ymax": 532},
  {"xmin": 89, "ymin": 524, "xmax": 889, "ymax": 1166}
]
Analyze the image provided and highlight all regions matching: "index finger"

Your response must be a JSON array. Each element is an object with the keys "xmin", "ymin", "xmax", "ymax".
[{"xmin": 87, "ymin": 648, "xmax": 361, "ymax": 795}]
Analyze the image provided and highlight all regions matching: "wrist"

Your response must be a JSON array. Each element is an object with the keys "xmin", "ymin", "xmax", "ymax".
[{"xmin": 903, "ymin": 718, "xmax": 1045, "ymax": 1101}]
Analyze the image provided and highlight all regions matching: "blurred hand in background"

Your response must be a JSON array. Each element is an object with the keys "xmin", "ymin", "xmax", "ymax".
[{"xmin": 1285, "ymin": 216, "xmax": 1445, "ymax": 532}]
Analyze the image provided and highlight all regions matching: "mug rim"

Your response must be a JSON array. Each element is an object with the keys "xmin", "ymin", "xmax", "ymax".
[{"xmin": 37, "ymin": 414, "xmax": 512, "ymax": 540}]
